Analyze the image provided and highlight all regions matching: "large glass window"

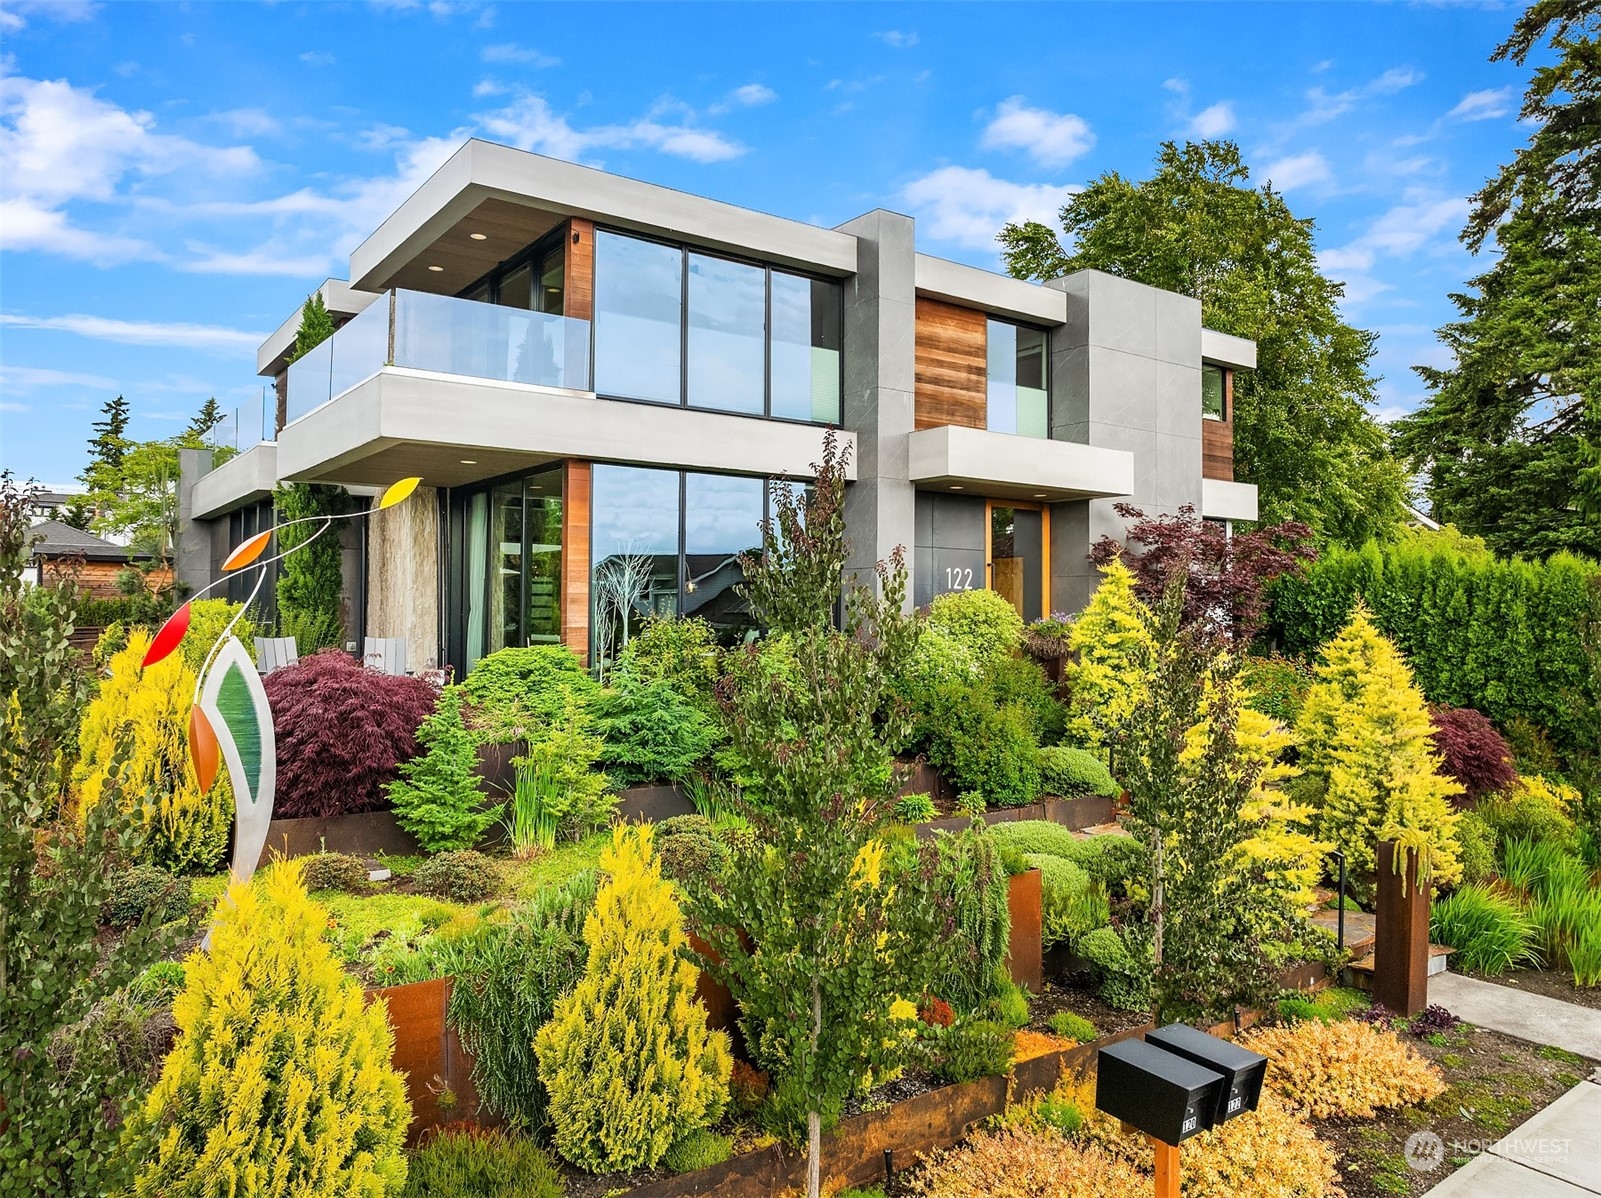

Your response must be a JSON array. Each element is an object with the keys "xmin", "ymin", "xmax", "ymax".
[
  {"xmin": 593, "ymin": 229, "xmax": 841, "ymax": 423},
  {"xmin": 1203, "ymin": 363, "xmax": 1226, "ymax": 420},
  {"xmin": 448, "ymin": 465, "xmax": 563, "ymax": 674},
  {"xmin": 987, "ymin": 320, "xmax": 1049, "ymax": 438},
  {"xmin": 593, "ymin": 231, "xmax": 684, "ymax": 405},
  {"xmin": 771, "ymin": 272, "xmax": 843, "ymax": 423},
  {"xmin": 688, "ymin": 254, "xmax": 765, "ymax": 414},
  {"xmin": 684, "ymin": 472, "xmax": 763, "ymax": 641}
]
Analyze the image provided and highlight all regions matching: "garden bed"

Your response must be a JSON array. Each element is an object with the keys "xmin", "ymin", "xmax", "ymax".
[{"xmin": 1314, "ymin": 1023, "xmax": 1597, "ymax": 1198}]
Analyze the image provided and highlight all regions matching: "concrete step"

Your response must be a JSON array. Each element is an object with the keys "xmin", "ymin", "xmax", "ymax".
[{"xmin": 1344, "ymin": 945, "xmax": 1453, "ymax": 991}]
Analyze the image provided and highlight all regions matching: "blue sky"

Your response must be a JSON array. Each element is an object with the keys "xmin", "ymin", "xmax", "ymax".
[{"xmin": 0, "ymin": 0, "xmax": 1539, "ymax": 487}]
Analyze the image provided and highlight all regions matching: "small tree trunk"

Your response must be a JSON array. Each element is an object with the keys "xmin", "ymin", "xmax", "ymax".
[
  {"xmin": 1151, "ymin": 830, "xmax": 1164, "ymax": 968},
  {"xmin": 808, "ymin": 976, "xmax": 823, "ymax": 1198}
]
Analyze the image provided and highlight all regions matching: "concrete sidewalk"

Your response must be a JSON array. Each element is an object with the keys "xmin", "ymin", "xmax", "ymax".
[
  {"xmin": 1429, "ymin": 971, "xmax": 1601, "ymax": 1060},
  {"xmin": 1421, "ymin": 1078, "xmax": 1601, "ymax": 1196}
]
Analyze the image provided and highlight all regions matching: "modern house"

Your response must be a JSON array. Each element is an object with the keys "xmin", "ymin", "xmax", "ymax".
[{"xmin": 176, "ymin": 138, "xmax": 1257, "ymax": 679}]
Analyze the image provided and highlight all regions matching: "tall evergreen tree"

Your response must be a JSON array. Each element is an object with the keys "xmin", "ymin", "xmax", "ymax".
[
  {"xmin": 1393, "ymin": 2, "xmax": 1601, "ymax": 558},
  {"xmin": 86, "ymin": 395, "xmax": 130, "ymax": 472},
  {"xmin": 184, "ymin": 396, "xmax": 224, "ymax": 441},
  {"xmin": 1000, "ymin": 141, "xmax": 1407, "ymax": 546},
  {"xmin": 290, "ymin": 292, "xmax": 336, "ymax": 362}
]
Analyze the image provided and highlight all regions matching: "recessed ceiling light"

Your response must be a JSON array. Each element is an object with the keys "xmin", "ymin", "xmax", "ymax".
[
  {"xmin": 1033, "ymin": 493, "xmax": 1048, "ymax": 498},
  {"xmin": 428, "ymin": 265, "xmax": 444, "ymax": 272},
  {"xmin": 950, "ymin": 485, "xmax": 964, "ymax": 490},
  {"xmin": 469, "ymin": 232, "xmax": 487, "ymax": 241},
  {"xmin": 460, "ymin": 459, "xmax": 477, "ymax": 465}
]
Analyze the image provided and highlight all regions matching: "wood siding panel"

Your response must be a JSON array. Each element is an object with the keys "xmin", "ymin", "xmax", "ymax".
[
  {"xmin": 915, "ymin": 298, "xmax": 987, "ymax": 430},
  {"xmin": 565, "ymin": 218, "xmax": 594, "ymax": 323},
  {"xmin": 1202, "ymin": 417, "xmax": 1234, "ymax": 481},
  {"xmin": 562, "ymin": 460, "xmax": 591, "ymax": 663}
]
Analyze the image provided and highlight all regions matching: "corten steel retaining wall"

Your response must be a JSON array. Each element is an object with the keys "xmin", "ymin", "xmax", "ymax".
[{"xmin": 364, "ymin": 977, "xmax": 485, "ymax": 1144}]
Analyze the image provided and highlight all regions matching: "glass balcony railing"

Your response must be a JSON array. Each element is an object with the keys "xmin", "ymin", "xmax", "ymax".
[
  {"xmin": 205, "ymin": 391, "xmax": 275, "ymax": 457},
  {"xmin": 284, "ymin": 289, "xmax": 593, "ymax": 427}
]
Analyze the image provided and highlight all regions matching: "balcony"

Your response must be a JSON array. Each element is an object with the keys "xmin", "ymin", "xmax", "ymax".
[
  {"xmin": 205, "ymin": 391, "xmax": 275, "ymax": 456},
  {"xmin": 285, "ymin": 289, "xmax": 593, "ymax": 427}
]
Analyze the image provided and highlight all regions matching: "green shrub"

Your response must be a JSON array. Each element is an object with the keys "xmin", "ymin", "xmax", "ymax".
[
  {"xmin": 1063, "ymin": 834, "xmax": 1146, "ymax": 899},
  {"xmin": 103, "ymin": 864, "xmax": 188, "ymax": 929},
  {"xmin": 988, "ymin": 819, "xmax": 1079, "ymax": 859},
  {"xmin": 534, "ymin": 827, "xmax": 730, "ymax": 1172},
  {"xmin": 389, "ymin": 686, "xmax": 500, "ymax": 852},
  {"xmin": 985, "ymin": 655, "xmax": 1065, "ymax": 745},
  {"xmin": 1078, "ymin": 926, "xmax": 1152, "ymax": 1012},
  {"xmin": 1430, "ymin": 885, "xmax": 1542, "ymax": 975},
  {"xmin": 507, "ymin": 715, "xmax": 616, "ymax": 855},
  {"xmin": 411, "ymin": 850, "xmax": 503, "ymax": 903},
  {"xmin": 663, "ymin": 1128, "xmax": 733, "ymax": 1174},
  {"xmin": 920, "ymin": 680, "xmax": 1041, "ymax": 808},
  {"xmin": 931, "ymin": 1017, "xmax": 1014, "ymax": 1084},
  {"xmin": 615, "ymin": 616, "xmax": 723, "ymax": 711},
  {"xmin": 400, "ymin": 1127, "xmax": 563, "ymax": 1198},
  {"xmin": 444, "ymin": 871, "xmax": 597, "ymax": 1129},
  {"xmin": 1239, "ymin": 654, "xmax": 1315, "ymax": 726},
  {"xmin": 593, "ymin": 673, "xmax": 716, "ymax": 787},
  {"xmin": 1047, "ymin": 1011, "xmax": 1096, "ymax": 1042},
  {"xmin": 1275, "ymin": 996, "xmax": 1324, "ymax": 1024},
  {"xmin": 990, "ymin": 978, "xmax": 1031, "ymax": 1029},
  {"xmin": 463, "ymin": 645, "xmax": 601, "ymax": 744},
  {"xmin": 1024, "ymin": 854, "xmax": 1109, "ymax": 948},
  {"xmin": 895, "ymin": 792, "xmax": 937, "ymax": 824},
  {"xmin": 299, "ymin": 851, "xmax": 371, "ymax": 895},
  {"xmin": 1456, "ymin": 811, "xmax": 1497, "ymax": 884},
  {"xmin": 926, "ymin": 831, "xmax": 1013, "ymax": 1014},
  {"xmin": 1037, "ymin": 746, "xmax": 1119, "ymax": 798},
  {"xmin": 127, "ymin": 960, "xmax": 187, "ymax": 1005},
  {"xmin": 1035, "ymin": 1095, "xmax": 1083, "ymax": 1136},
  {"xmin": 656, "ymin": 818, "xmax": 732, "ymax": 890},
  {"xmin": 1480, "ymin": 776, "xmax": 1581, "ymax": 853},
  {"xmin": 925, "ymin": 588, "xmax": 1024, "ymax": 663}
]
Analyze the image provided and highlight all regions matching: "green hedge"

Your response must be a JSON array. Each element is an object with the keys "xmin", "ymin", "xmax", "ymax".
[{"xmin": 1268, "ymin": 536, "xmax": 1601, "ymax": 756}]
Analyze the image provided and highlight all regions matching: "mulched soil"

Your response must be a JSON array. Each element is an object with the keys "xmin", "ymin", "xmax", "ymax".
[
  {"xmin": 1027, "ymin": 973, "xmax": 1152, "ymax": 1037},
  {"xmin": 1315, "ymin": 1021, "xmax": 1596, "ymax": 1198},
  {"xmin": 1459, "ymin": 966, "xmax": 1601, "ymax": 1012}
]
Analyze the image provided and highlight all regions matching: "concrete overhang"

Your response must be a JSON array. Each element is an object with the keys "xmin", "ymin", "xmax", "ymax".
[
  {"xmin": 192, "ymin": 443, "xmax": 278, "ymax": 520},
  {"xmin": 1201, "ymin": 478, "xmax": 1259, "ymax": 522},
  {"xmin": 348, "ymin": 139, "xmax": 859, "ymax": 296},
  {"xmin": 274, "ymin": 367, "xmax": 855, "ymax": 490},
  {"xmin": 1201, "ymin": 328, "xmax": 1257, "ymax": 370},
  {"xmin": 906, "ymin": 425, "xmax": 1133, "ymax": 503},
  {"xmin": 914, "ymin": 254, "xmax": 1067, "ymax": 326},
  {"xmin": 257, "ymin": 280, "xmax": 383, "ymax": 377}
]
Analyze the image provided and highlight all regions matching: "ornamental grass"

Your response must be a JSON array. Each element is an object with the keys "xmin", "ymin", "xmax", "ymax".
[{"xmin": 1241, "ymin": 1017, "xmax": 1446, "ymax": 1118}]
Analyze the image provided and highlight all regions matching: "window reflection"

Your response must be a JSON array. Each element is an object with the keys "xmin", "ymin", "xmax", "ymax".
[
  {"xmin": 594, "ymin": 232, "xmax": 683, "ymax": 404},
  {"xmin": 688, "ymin": 254, "xmax": 765, "ymax": 414},
  {"xmin": 1203, "ymin": 364, "xmax": 1226, "ymax": 419},
  {"xmin": 684, "ymin": 472, "xmax": 763, "ymax": 643},
  {"xmin": 591, "ymin": 465, "xmax": 681, "ymax": 672},
  {"xmin": 771, "ymin": 272, "xmax": 842, "ymax": 423},
  {"xmin": 987, "ymin": 319, "xmax": 1049, "ymax": 439}
]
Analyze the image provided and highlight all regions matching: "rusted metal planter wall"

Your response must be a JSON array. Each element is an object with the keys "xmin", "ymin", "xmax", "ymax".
[
  {"xmin": 1006, "ymin": 868, "xmax": 1043, "ymax": 991},
  {"xmin": 365, "ymin": 977, "xmax": 483, "ymax": 1144},
  {"xmin": 258, "ymin": 809, "xmax": 421, "ymax": 866}
]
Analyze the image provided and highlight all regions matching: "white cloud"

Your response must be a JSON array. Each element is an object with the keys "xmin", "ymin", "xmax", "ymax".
[
  {"xmin": 707, "ymin": 83, "xmax": 776, "ymax": 116},
  {"xmin": 0, "ymin": 75, "xmax": 259, "ymax": 261},
  {"xmin": 0, "ymin": 401, "xmax": 28, "ymax": 413},
  {"xmin": 901, "ymin": 166, "xmax": 1077, "ymax": 250},
  {"xmin": 210, "ymin": 107, "xmax": 281, "ymax": 137},
  {"xmin": 0, "ymin": 312, "xmax": 266, "ymax": 351},
  {"xmin": 1189, "ymin": 102, "xmax": 1236, "ymax": 138},
  {"xmin": 1303, "ymin": 66, "xmax": 1422, "ymax": 125},
  {"xmin": 299, "ymin": 50, "xmax": 335, "ymax": 65},
  {"xmin": 477, "ymin": 92, "xmax": 744, "ymax": 163},
  {"xmin": 0, "ymin": 1, "xmax": 96, "ymax": 32},
  {"xmin": 1448, "ymin": 87, "xmax": 1513, "ymax": 122},
  {"xmin": 1318, "ymin": 192, "xmax": 1470, "ymax": 306},
  {"xmin": 180, "ymin": 242, "xmax": 338, "ymax": 277},
  {"xmin": 979, "ymin": 96, "xmax": 1094, "ymax": 169},
  {"xmin": 874, "ymin": 30, "xmax": 917, "ymax": 48},
  {"xmin": 1261, "ymin": 150, "xmax": 1332, "ymax": 192},
  {"xmin": 0, "ymin": 364, "xmax": 117, "ymax": 391},
  {"xmin": 480, "ymin": 42, "xmax": 559, "ymax": 67}
]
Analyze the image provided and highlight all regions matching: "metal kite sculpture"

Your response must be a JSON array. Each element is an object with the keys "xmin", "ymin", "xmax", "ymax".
[{"xmin": 142, "ymin": 476, "xmax": 422, "ymax": 888}]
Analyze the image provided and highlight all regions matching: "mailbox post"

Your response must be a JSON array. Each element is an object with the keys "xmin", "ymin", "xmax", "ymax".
[{"xmin": 1096, "ymin": 1026, "xmax": 1268, "ymax": 1198}]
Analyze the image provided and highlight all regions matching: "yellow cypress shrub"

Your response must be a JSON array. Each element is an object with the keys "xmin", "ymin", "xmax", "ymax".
[
  {"xmin": 1295, "ymin": 606, "xmax": 1462, "ymax": 886},
  {"xmin": 1065, "ymin": 560, "xmax": 1152, "ymax": 748},
  {"xmin": 72, "ymin": 629, "xmax": 231, "ymax": 873},
  {"xmin": 534, "ymin": 824, "xmax": 732, "ymax": 1172},
  {"xmin": 1241, "ymin": 1017, "xmax": 1447, "ymax": 1118},
  {"xmin": 122, "ymin": 860, "xmax": 410, "ymax": 1196}
]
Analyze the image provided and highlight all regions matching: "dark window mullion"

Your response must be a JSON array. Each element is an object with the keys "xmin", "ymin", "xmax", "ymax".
[
  {"xmin": 680, "ymin": 248, "xmax": 690, "ymax": 408},
  {"xmin": 763, "ymin": 267, "xmax": 773, "ymax": 418},
  {"xmin": 677, "ymin": 470, "xmax": 688, "ymax": 618}
]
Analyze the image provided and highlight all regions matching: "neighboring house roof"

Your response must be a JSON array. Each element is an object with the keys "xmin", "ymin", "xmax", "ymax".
[
  {"xmin": 28, "ymin": 519, "xmax": 140, "ymax": 562},
  {"xmin": 1404, "ymin": 504, "xmax": 1442, "ymax": 532}
]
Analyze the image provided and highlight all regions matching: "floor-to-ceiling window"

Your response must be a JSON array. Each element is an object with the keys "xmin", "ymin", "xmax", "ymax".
[
  {"xmin": 986, "ymin": 319, "xmax": 1049, "ymax": 438},
  {"xmin": 590, "ymin": 464, "xmax": 768, "ymax": 670},
  {"xmin": 446, "ymin": 464, "xmax": 564, "ymax": 674},
  {"xmin": 592, "ymin": 228, "xmax": 842, "ymax": 423}
]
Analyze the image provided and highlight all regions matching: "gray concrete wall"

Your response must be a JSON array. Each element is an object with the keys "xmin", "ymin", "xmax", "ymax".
[
  {"xmin": 176, "ymin": 447, "xmax": 218, "ymax": 599},
  {"xmin": 836, "ymin": 209, "xmax": 917, "ymax": 603},
  {"xmin": 1046, "ymin": 269, "xmax": 1204, "ymax": 611}
]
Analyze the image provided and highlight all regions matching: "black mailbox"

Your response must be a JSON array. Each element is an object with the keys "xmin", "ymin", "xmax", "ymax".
[
  {"xmin": 1146, "ymin": 1023, "xmax": 1268, "ymax": 1125},
  {"xmin": 1095, "ymin": 1038, "xmax": 1226, "ymax": 1145}
]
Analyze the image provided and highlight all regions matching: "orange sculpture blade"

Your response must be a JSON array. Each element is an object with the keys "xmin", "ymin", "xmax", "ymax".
[
  {"xmin": 377, "ymin": 476, "xmax": 422, "ymax": 510},
  {"xmin": 189, "ymin": 705, "xmax": 221, "ymax": 793},
  {"xmin": 221, "ymin": 529, "xmax": 272, "ymax": 572},
  {"xmin": 142, "ymin": 602, "xmax": 191, "ymax": 669}
]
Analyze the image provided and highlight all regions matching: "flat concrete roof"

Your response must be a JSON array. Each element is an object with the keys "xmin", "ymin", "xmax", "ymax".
[
  {"xmin": 348, "ymin": 139, "xmax": 859, "ymax": 295},
  {"xmin": 257, "ymin": 280, "xmax": 382, "ymax": 377},
  {"xmin": 914, "ymin": 254, "xmax": 1067, "ymax": 326},
  {"xmin": 1201, "ymin": 328, "xmax": 1257, "ymax": 370}
]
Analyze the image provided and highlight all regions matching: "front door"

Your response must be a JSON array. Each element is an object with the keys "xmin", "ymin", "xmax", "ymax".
[{"xmin": 988, "ymin": 502, "xmax": 1047, "ymax": 622}]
